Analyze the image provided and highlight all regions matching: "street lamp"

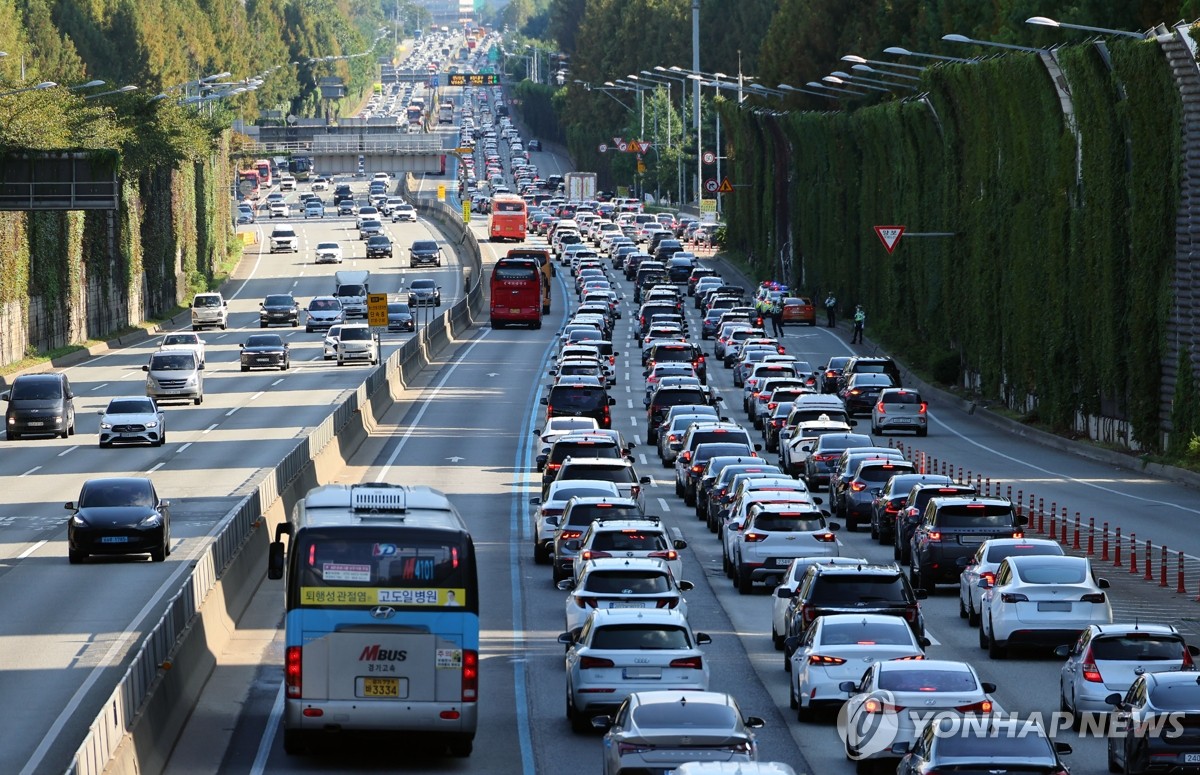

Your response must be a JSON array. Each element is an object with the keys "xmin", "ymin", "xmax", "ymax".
[
  {"xmin": 84, "ymin": 85, "xmax": 138, "ymax": 100},
  {"xmin": 68, "ymin": 79, "xmax": 106, "ymax": 91},
  {"xmin": 883, "ymin": 46, "xmax": 975, "ymax": 64},
  {"xmin": 804, "ymin": 81, "xmax": 867, "ymax": 97},
  {"xmin": 850, "ymin": 64, "xmax": 921, "ymax": 82},
  {"xmin": 823, "ymin": 75, "xmax": 889, "ymax": 93},
  {"xmin": 942, "ymin": 33, "xmax": 1045, "ymax": 54},
  {"xmin": 0, "ymin": 81, "xmax": 56, "ymax": 98},
  {"xmin": 831, "ymin": 70, "xmax": 916, "ymax": 91},
  {"xmin": 1026, "ymin": 16, "xmax": 1147, "ymax": 39},
  {"xmin": 840, "ymin": 54, "xmax": 924, "ymax": 72}
]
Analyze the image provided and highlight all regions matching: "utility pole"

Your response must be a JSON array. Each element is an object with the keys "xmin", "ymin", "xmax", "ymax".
[{"xmin": 692, "ymin": 0, "xmax": 701, "ymax": 205}]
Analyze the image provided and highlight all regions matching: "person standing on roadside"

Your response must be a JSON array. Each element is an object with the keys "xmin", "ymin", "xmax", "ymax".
[
  {"xmin": 770, "ymin": 298, "xmax": 784, "ymax": 337},
  {"xmin": 824, "ymin": 292, "xmax": 837, "ymax": 327},
  {"xmin": 851, "ymin": 305, "xmax": 866, "ymax": 344}
]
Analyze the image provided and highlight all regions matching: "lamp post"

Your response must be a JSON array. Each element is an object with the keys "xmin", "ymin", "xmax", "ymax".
[
  {"xmin": 578, "ymin": 80, "xmax": 632, "ymax": 112},
  {"xmin": 830, "ymin": 71, "xmax": 915, "ymax": 92},
  {"xmin": 841, "ymin": 54, "xmax": 924, "ymax": 72},
  {"xmin": 652, "ymin": 66, "xmax": 693, "ymax": 202},
  {"xmin": 0, "ymin": 81, "xmax": 56, "ymax": 98},
  {"xmin": 942, "ymin": 33, "xmax": 1046, "ymax": 55},
  {"xmin": 883, "ymin": 46, "xmax": 975, "ymax": 64},
  {"xmin": 850, "ymin": 64, "xmax": 922, "ymax": 82},
  {"xmin": 1026, "ymin": 16, "xmax": 1147, "ymax": 39},
  {"xmin": 84, "ymin": 85, "xmax": 138, "ymax": 100},
  {"xmin": 802, "ymin": 81, "xmax": 866, "ymax": 98},
  {"xmin": 823, "ymin": 75, "xmax": 889, "ymax": 93}
]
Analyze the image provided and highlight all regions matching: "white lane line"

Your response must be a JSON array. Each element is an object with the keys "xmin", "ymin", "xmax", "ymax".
[
  {"xmin": 924, "ymin": 629, "xmax": 941, "ymax": 646},
  {"xmin": 147, "ymin": 462, "xmax": 165, "ymax": 473},
  {"xmin": 177, "ymin": 442, "xmax": 193, "ymax": 453},
  {"xmin": 658, "ymin": 498, "xmax": 671, "ymax": 512},
  {"xmin": 630, "ymin": 416, "xmax": 637, "ymax": 426},
  {"xmin": 89, "ymin": 383, "xmax": 108, "ymax": 391},
  {"xmin": 626, "ymin": 399, "xmax": 634, "ymax": 409},
  {"xmin": 17, "ymin": 540, "xmax": 48, "ymax": 560},
  {"xmin": 638, "ymin": 453, "xmax": 648, "ymax": 465},
  {"xmin": 214, "ymin": 333, "xmax": 228, "ymax": 340},
  {"xmin": 57, "ymin": 446, "xmax": 79, "ymax": 457},
  {"xmin": 202, "ymin": 423, "xmax": 218, "ymax": 434},
  {"xmin": 20, "ymin": 467, "xmax": 41, "ymax": 477},
  {"xmin": 251, "ymin": 391, "xmax": 265, "ymax": 400},
  {"xmin": 225, "ymin": 407, "xmax": 239, "ymax": 417},
  {"xmin": 634, "ymin": 436, "xmax": 642, "ymax": 446},
  {"xmin": 271, "ymin": 378, "xmax": 284, "ymax": 385}
]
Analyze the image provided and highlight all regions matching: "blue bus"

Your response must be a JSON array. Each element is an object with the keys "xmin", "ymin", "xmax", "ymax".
[{"xmin": 268, "ymin": 483, "xmax": 479, "ymax": 756}]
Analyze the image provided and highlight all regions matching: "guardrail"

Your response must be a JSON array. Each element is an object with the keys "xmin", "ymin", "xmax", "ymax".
[{"xmin": 66, "ymin": 184, "xmax": 484, "ymax": 775}]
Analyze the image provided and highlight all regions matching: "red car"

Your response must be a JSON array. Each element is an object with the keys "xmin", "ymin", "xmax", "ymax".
[{"xmin": 781, "ymin": 297, "xmax": 816, "ymax": 326}]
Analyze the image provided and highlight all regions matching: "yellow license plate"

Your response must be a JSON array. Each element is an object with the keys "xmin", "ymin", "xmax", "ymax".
[
  {"xmin": 510, "ymin": 308, "xmax": 521, "ymax": 313},
  {"xmin": 361, "ymin": 678, "xmax": 400, "ymax": 697}
]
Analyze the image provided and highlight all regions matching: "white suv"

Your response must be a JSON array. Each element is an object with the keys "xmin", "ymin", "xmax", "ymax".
[
  {"xmin": 570, "ymin": 516, "xmax": 686, "ymax": 584},
  {"xmin": 334, "ymin": 324, "xmax": 379, "ymax": 366},
  {"xmin": 190, "ymin": 292, "xmax": 227, "ymax": 331}
]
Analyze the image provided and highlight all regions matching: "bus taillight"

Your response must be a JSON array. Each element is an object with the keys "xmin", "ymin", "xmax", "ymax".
[
  {"xmin": 461, "ymin": 649, "xmax": 479, "ymax": 702},
  {"xmin": 286, "ymin": 646, "xmax": 302, "ymax": 698}
]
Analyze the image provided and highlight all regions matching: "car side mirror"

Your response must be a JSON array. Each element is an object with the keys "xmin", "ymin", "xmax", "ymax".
[
  {"xmin": 1097, "ymin": 578, "xmax": 1110, "ymax": 589},
  {"xmin": 1189, "ymin": 645, "xmax": 1200, "ymax": 657},
  {"xmin": 539, "ymin": 397, "xmax": 548, "ymax": 405},
  {"xmin": 142, "ymin": 365, "xmax": 149, "ymax": 372},
  {"xmin": 838, "ymin": 681, "xmax": 859, "ymax": 694},
  {"xmin": 956, "ymin": 556, "xmax": 970, "ymax": 567},
  {"xmin": 775, "ymin": 587, "xmax": 793, "ymax": 599},
  {"xmin": 827, "ymin": 522, "xmax": 841, "ymax": 532},
  {"xmin": 977, "ymin": 579, "xmax": 992, "ymax": 589},
  {"xmin": 590, "ymin": 716, "xmax": 612, "ymax": 730},
  {"xmin": 64, "ymin": 502, "xmax": 75, "ymax": 510},
  {"xmin": 528, "ymin": 496, "xmax": 542, "ymax": 506},
  {"xmin": 981, "ymin": 682, "xmax": 998, "ymax": 693},
  {"xmin": 919, "ymin": 636, "xmax": 932, "ymax": 648},
  {"xmin": 753, "ymin": 443, "xmax": 762, "ymax": 451},
  {"xmin": 673, "ymin": 538, "xmax": 688, "ymax": 550},
  {"xmin": 642, "ymin": 370, "xmax": 650, "ymax": 376},
  {"xmin": 609, "ymin": 397, "xmax": 617, "ymax": 405},
  {"xmin": 556, "ymin": 632, "xmax": 574, "ymax": 645},
  {"xmin": 890, "ymin": 742, "xmax": 911, "ymax": 756},
  {"xmin": 640, "ymin": 476, "xmax": 652, "ymax": 485},
  {"xmin": 1018, "ymin": 515, "xmax": 1029, "ymax": 526},
  {"xmin": 1106, "ymin": 692, "xmax": 1124, "ymax": 707},
  {"xmin": 267, "ymin": 541, "xmax": 286, "ymax": 580},
  {"xmin": 556, "ymin": 578, "xmax": 575, "ymax": 591},
  {"xmin": 1054, "ymin": 645, "xmax": 1071, "ymax": 658},
  {"xmin": 97, "ymin": 409, "xmax": 105, "ymax": 415},
  {"xmin": 1054, "ymin": 742, "xmax": 1073, "ymax": 756},
  {"xmin": 544, "ymin": 516, "xmax": 559, "ymax": 527},
  {"xmin": 913, "ymin": 589, "xmax": 928, "ymax": 600},
  {"xmin": 535, "ymin": 454, "xmax": 548, "ymax": 471}
]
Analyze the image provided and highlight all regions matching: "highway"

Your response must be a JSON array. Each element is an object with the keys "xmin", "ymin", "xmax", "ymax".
[
  {"xmin": 0, "ymin": 176, "xmax": 469, "ymax": 775},
  {"xmin": 161, "ymin": 105, "xmax": 1200, "ymax": 774}
]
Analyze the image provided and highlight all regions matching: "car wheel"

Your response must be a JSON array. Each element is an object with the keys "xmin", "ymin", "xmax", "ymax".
[
  {"xmin": 194, "ymin": 396, "xmax": 203, "ymax": 406},
  {"xmin": 68, "ymin": 548, "xmax": 86, "ymax": 564},
  {"xmin": 98, "ymin": 440, "xmax": 109, "ymax": 449},
  {"xmin": 772, "ymin": 623, "xmax": 784, "ymax": 651},
  {"xmin": 192, "ymin": 325, "xmax": 199, "ymax": 332},
  {"xmin": 221, "ymin": 323, "xmax": 227, "ymax": 330},
  {"xmin": 260, "ymin": 322, "xmax": 267, "ymax": 328},
  {"xmin": 978, "ymin": 618, "xmax": 989, "ymax": 649},
  {"xmin": 533, "ymin": 542, "xmax": 550, "ymax": 565},
  {"xmin": 796, "ymin": 701, "xmax": 814, "ymax": 722},
  {"xmin": 737, "ymin": 566, "xmax": 753, "ymax": 595},
  {"xmin": 306, "ymin": 327, "xmax": 313, "ymax": 333},
  {"xmin": 282, "ymin": 730, "xmax": 307, "ymax": 756},
  {"xmin": 958, "ymin": 592, "xmax": 968, "ymax": 618},
  {"xmin": 568, "ymin": 690, "xmax": 590, "ymax": 734},
  {"xmin": 151, "ymin": 540, "xmax": 167, "ymax": 562},
  {"xmin": 987, "ymin": 624, "xmax": 1006, "ymax": 659},
  {"xmin": 722, "ymin": 551, "xmax": 733, "ymax": 578},
  {"xmin": 1108, "ymin": 741, "xmax": 1123, "ymax": 773},
  {"xmin": 789, "ymin": 681, "xmax": 798, "ymax": 709},
  {"xmin": 241, "ymin": 365, "xmax": 249, "ymax": 372},
  {"xmin": 154, "ymin": 433, "xmax": 164, "ymax": 448},
  {"xmin": 871, "ymin": 424, "xmax": 880, "ymax": 435},
  {"xmin": 967, "ymin": 596, "xmax": 981, "ymax": 626}
]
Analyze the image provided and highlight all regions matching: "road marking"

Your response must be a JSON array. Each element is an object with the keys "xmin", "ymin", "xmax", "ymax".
[
  {"xmin": 924, "ymin": 629, "xmax": 941, "ymax": 646},
  {"xmin": 20, "ymin": 466, "xmax": 41, "ymax": 477},
  {"xmin": 147, "ymin": 462, "xmax": 165, "ymax": 473},
  {"xmin": 271, "ymin": 379, "xmax": 284, "ymax": 386},
  {"xmin": 638, "ymin": 453, "xmax": 648, "ymax": 465},
  {"xmin": 177, "ymin": 442, "xmax": 192, "ymax": 453},
  {"xmin": 57, "ymin": 445, "xmax": 79, "ymax": 457},
  {"xmin": 251, "ymin": 391, "xmax": 265, "ymax": 400},
  {"xmin": 89, "ymin": 383, "xmax": 108, "ymax": 391},
  {"xmin": 17, "ymin": 540, "xmax": 48, "ymax": 560},
  {"xmin": 202, "ymin": 423, "xmax": 218, "ymax": 434},
  {"xmin": 658, "ymin": 497, "xmax": 671, "ymax": 512},
  {"xmin": 630, "ymin": 416, "xmax": 637, "ymax": 426},
  {"xmin": 225, "ymin": 407, "xmax": 239, "ymax": 417},
  {"xmin": 626, "ymin": 399, "xmax": 633, "ymax": 409}
]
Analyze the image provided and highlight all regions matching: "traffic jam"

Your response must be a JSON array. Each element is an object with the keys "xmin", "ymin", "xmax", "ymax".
[{"xmin": 510, "ymin": 190, "xmax": 1200, "ymax": 774}]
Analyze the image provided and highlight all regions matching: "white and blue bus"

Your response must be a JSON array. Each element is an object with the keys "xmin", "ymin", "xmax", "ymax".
[{"xmin": 268, "ymin": 483, "xmax": 479, "ymax": 756}]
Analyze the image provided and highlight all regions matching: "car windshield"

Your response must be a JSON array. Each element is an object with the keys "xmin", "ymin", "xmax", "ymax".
[
  {"xmin": 246, "ymin": 335, "xmax": 282, "ymax": 347},
  {"xmin": 811, "ymin": 575, "xmax": 909, "ymax": 605},
  {"xmin": 549, "ymin": 485, "xmax": 617, "ymax": 503},
  {"xmin": 583, "ymin": 571, "xmax": 671, "ymax": 594},
  {"xmin": 632, "ymin": 702, "xmax": 738, "ymax": 730},
  {"xmin": 107, "ymin": 399, "xmax": 153, "ymax": 414},
  {"xmin": 310, "ymin": 299, "xmax": 340, "ymax": 311},
  {"xmin": 9, "ymin": 378, "xmax": 62, "ymax": 400},
  {"xmin": 264, "ymin": 295, "xmax": 293, "ymax": 306},
  {"xmin": 412, "ymin": 241, "xmax": 438, "ymax": 251},
  {"xmin": 150, "ymin": 354, "xmax": 194, "ymax": 370},
  {"xmin": 755, "ymin": 513, "xmax": 825, "ymax": 532},
  {"xmin": 591, "ymin": 625, "xmax": 691, "ymax": 650},
  {"xmin": 193, "ymin": 296, "xmax": 220, "ymax": 308},
  {"xmin": 858, "ymin": 465, "xmax": 913, "ymax": 483},
  {"xmin": 550, "ymin": 442, "xmax": 620, "ymax": 463},
  {"xmin": 411, "ymin": 280, "xmax": 436, "ymax": 290},
  {"xmin": 546, "ymin": 418, "xmax": 599, "ymax": 433},
  {"xmin": 821, "ymin": 620, "xmax": 914, "ymax": 646},
  {"xmin": 1016, "ymin": 560, "xmax": 1086, "ymax": 584},
  {"xmin": 340, "ymin": 328, "xmax": 372, "ymax": 342},
  {"xmin": 561, "ymin": 465, "xmax": 635, "ymax": 484},
  {"xmin": 80, "ymin": 481, "xmax": 155, "ymax": 508},
  {"xmin": 162, "ymin": 335, "xmax": 196, "ymax": 346},
  {"xmin": 387, "ymin": 303, "xmax": 411, "ymax": 314},
  {"xmin": 879, "ymin": 668, "xmax": 978, "ymax": 693},
  {"xmin": 936, "ymin": 505, "xmax": 1015, "ymax": 527}
]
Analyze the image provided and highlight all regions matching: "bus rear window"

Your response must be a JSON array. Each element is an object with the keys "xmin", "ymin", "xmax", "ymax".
[
  {"xmin": 494, "ymin": 266, "xmax": 538, "ymax": 280},
  {"xmin": 495, "ymin": 201, "xmax": 524, "ymax": 212},
  {"xmin": 296, "ymin": 535, "xmax": 470, "ymax": 606}
]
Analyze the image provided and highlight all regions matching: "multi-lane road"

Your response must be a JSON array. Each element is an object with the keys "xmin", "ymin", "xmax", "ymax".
[{"xmin": 0, "ymin": 177, "xmax": 468, "ymax": 775}]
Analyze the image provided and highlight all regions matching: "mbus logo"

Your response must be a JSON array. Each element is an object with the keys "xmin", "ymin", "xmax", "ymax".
[{"xmin": 359, "ymin": 645, "xmax": 408, "ymax": 662}]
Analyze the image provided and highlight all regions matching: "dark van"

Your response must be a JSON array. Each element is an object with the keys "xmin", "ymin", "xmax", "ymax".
[
  {"xmin": 1, "ymin": 372, "xmax": 76, "ymax": 439},
  {"xmin": 541, "ymin": 378, "xmax": 616, "ymax": 428}
]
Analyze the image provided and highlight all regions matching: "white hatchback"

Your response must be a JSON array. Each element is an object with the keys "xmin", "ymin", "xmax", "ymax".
[{"xmin": 957, "ymin": 538, "xmax": 1063, "ymax": 625}]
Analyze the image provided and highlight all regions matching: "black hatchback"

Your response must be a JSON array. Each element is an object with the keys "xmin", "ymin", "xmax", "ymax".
[{"xmin": 541, "ymin": 378, "xmax": 616, "ymax": 429}]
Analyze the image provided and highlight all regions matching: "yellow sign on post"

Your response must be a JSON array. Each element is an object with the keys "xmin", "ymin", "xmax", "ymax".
[
  {"xmin": 462, "ymin": 201, "xmax": 471, "ymax": 223},
  {"xmin": 700, "ymin": 198, "xmax": 717, "ymax": 222},
  {"xmin": 367, "ymin": 293, "xmax": 388, "ymax": 328},
  {"xmin": 437, "ymin": 184, "xmax": 446, "ymax": 202}
]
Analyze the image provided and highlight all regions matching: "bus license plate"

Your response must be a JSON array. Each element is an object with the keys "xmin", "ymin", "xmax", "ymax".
[{"xmin": 358, "ymin": 677, "xmax": 408, "ymax": 698}]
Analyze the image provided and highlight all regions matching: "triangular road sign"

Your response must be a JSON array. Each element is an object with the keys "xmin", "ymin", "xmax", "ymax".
[
  {"xmin": 627, "ymin": 140, "xmax": 642, "ymax": 153},
  {"xmin": 716, "ymin": 177, "xmax": 734, "ymax": 194},
  {"xmin": 612, "ymin": 136, "xmax": 623, "ymax": 145},
  {"xmin": 874, "ymin": 225, "xmax": 905, "ymax": 254}
]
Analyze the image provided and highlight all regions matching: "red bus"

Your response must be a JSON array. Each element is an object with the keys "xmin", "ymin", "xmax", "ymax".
[
  {"xmin": 489, "ymin": 193, "xmax": 527, "ymax": 242},
  {"xmin": 506, "ymin": 247, "xmax": 553, "ymax": 314},
  {"xmin": 238, "ymin": 169, "xmax": 261, "ymax": 200},
  {"xmin": 253, "ymin": 159, "xmax": 273, "ymax": 188},
  {"xmin": 490, "ymin": 257, "xmax": 543, "ymax": 329}
]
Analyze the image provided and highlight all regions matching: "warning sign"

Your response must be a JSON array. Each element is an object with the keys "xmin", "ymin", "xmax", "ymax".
[
  {"xmin": 716, "ymin": 177, "xmax": 734, "ymax": 194},
  {"xmin": 873, "ymin": 225, "xmax": 905, "ymax": 254}
]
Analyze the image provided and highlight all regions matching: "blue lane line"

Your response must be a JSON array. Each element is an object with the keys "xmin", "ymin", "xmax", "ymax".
[{"xmin": 509, "ymin": 265, "xmax": 570, "ymax": 775}]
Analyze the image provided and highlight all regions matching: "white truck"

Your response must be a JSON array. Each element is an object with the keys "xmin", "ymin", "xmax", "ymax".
[
  {"xmin": 269, "ymin": 225, "xmax": 299, "ymax": 253},
  {"xmin": 564, "ymin": 171, "xmax": 597, "ymax": 203},
  {"xmin": 334, "ymin": 270, "xmax": 370, "ymax": 319},
  {"xmin": 438, "ymin": 101, "xmax": 454, "ymax": 125}
]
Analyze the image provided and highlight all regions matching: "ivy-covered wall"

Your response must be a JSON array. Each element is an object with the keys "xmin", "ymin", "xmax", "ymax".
[{"xmin": 720, "ymin": 38, "xmax": 1184, "ymax": 451}]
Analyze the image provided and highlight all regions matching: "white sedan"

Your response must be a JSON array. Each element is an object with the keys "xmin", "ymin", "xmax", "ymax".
[
  {"xmin": 789, "ymin": 614, "xmax": 928, "ymax": 721},
  {"xmin": 841, "ymin": 660, "xmax": 997, "ymax": 766},
  {"xmin": 159, "ymin": 332, "xmax": 205, "ymax": 366},
  {"xmin": 957, "ymin": 538, "xmax": 1063, "ymax": 625},
  {"xmin": 978, "ymin": 554, "xmax": 1112, "ymax": 659},
  {"xmin": 392, "ymin": 202, "xmax": 418, "ymax": 222},
  {"xmin": 314, "ymin": 242, "xmax": 343, "ymax": 264},
  {"xmin": 98, "ymin": 396, "xmax": 166, "ymax": 447}
]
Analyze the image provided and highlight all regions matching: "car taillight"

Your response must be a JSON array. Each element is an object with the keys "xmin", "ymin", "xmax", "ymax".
[
  {"xmin": 903, "ymin": 606, "xmax": 918, "ymax": 622},
  {"xmin": 696, "ymin": 355, "xmax": 705, "ymax": 364},
  {"xmin": 1080, "ymin": 592, "xmax": 1107, "ymax": 603},
  {"xmin": 649, "ymin": 550, "xmax": 678, "ymax": 561},
  {"xmin": 808, "ymin": 654, "xmax": 847, "ymax": 666},
  {"xmin": 743, "ymin": 532, "xmax": 766, "ymax": 543},
  {"xmin": 802, "ymin": 604, "xmax": 817, "ymax": 621},
  {"xmin": 618, "ymin": 742, "xmax": 654, "ymax": 755},
  {"xmin": 670, "ymin": 656, "xmax": 703, "ymax": 669},
  {"xmin": 875, "ymin": 402, "xmax": 886, "ymax": 414},
  {"xmin": 956, "ymin": 699, "xmax": 993, "ymax": 713},
  {"xmin": 691, "ymin": 464, "xmax": 703, "ymax": 473},
  {"xmin": 631, "ymin": 484, "xmax": 641, "ymax": 499},
  {"xmin": 546, "ymin": 404, "xmax": 554, "ymax": 415},
  {"xmin": 656, "ymin": 597, "xmax": 680, "ymax": 609},
  {"xmin": 925, "ymin": 530, "xmax": 942, "ymax": 541},
  {"xmin": 667, "ymin": 433, "xmax": 679, "ymax": 442},
  {"xmin": 777, "ymin": 346, "xmax": 786, "ymax": 354},
  {"xmin": 561, "ymin": 530, "xmax": 583, "ymax": 540},
  {"xmin": 1185, "ymin": 647, "xmax": 1196, "ymax": 670},
  {"xmin": 581, "ymin": 550, "xmax": 612, "ymax": 562},
  {"xmin": 767, "ymin": 402, "xmax": 777, "ymax": 410},
  {"xmin": 919, "ymin": 402, "xmax": 928, "ymax": 413},
  {"xmin": 286, "ymin": 646, "xmax": 302, "ymax": 698},
  {"xmin": 980, "ymin": 571, "xmax": 995, "ymax": 587},
  {"xmin": 825, "ymin": 370, "xmax": 835, "ymax": 378},
  {"xmin": 849, "ymin": 389, "xmax": 861, "ymax": 396},
  {"xmin": 462, "ymin": 649, "xmax": 479, "ymax": 701},
  {"xmin": 850, "ymin": 481, "xmax": 867, "ymax": 492},
  {"xmin": 580, "ymin": 655, "xmax": 615, "ymax": 669},
  {"xmin": 578, "ymin": 597, "xmax": 599, "ymax": 609},
  {"xmin": 1000, "ymin": 592, "xmax": 1029, "ymax": 603},
  {"xmin": 885, "ymin": 502, "xmax": 901, "ymax": 514},
  {"xmin": 864, "ymin": 698, "xmax": 905, "ymax": 713},
  {"xmin": 772, "ymin": 419, "xmax": 784, "ymax": 427},
  {"xmin": 547, "ymin": 462, "xmax": 562, "ymax": 471},
  {"xmin": 814, "ymin": 453, "xmax": 834, "ymax": 462},
  {"xmin": 680, "ymin": 451, "xmax": 692, "ymax": 462},
  {"xmin": 1081, "ymin": 647, "xmax": 1103, "ymax": 682},
  {"xmin": 814, "ymin": 532, "xmax": 837, "ymax": 542}
]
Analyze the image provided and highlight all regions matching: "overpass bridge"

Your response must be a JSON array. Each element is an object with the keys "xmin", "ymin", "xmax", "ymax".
[{"xmin": 240, "ymin": 136, "xmax": 451, "ymax": 175}]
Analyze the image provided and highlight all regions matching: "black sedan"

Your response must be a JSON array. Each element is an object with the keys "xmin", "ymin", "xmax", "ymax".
[
  {"xmin": 66, "ymin": 477, "xmax": 171, "ymax": 563},
  {"xmin": 407, "ymin": 278, "xmax": 442, "ymax": 306},
  {"xmin": 366, "ymin": 234, "xmax": 393, "ymax": 258},
  {"xmin": 387, "ymin": 302, "xmax": 415, "ymax": 331},
  {"xmin": 409, "ymin": 239, "xmax": 443, "ymax": 267},
  {"xmin": 898, "ymin": 715, "xmax": 1071, "ymax": 774},
  {"xmin": 259, "ymin": 294, "xmax": 299, "ymax": 327},
  {"xmin": 239, "ymin": 334, "xmax": 290, "ymax": 371}
]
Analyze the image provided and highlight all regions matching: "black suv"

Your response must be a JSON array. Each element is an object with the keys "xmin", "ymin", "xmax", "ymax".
[
  {"xmin": 537, "ymin": 432, "xmax": 632, "ymax": 496},
  {"xmin": 366, "ymin": 234, "xmax": 393, "ymax": 258},
  {"xmin": 645, "ymin": 342, "xmax": 707, "ymax": 384},
  {"xmin": 780, "ymin": 561, "xmax": 927, "ymax": 667},
  {"xmin": 646, "ymin": 385, "xmax": 719, "ymax": 443},
  {"xmin": 409, "ymin": 239, "xmax": 443, "ymax": 267},
  {"xmin": 541, "ymin": 378, "xmax": 617, "ymax": 429},
  {"xmin": 838, "ymin": 355, "xmax": 902, "ymax": 392},
  {"xmin": 894, "ymin": 483, "xmax": 977, "ymax": 563},
  {"xmin": 837, "ymin": 458, "xmax": 918, "ymax": 531},
  {"xmin": 258, "ymin": 294, "xmax": 299, "ymax": 327},
  {"xmin": 869, "ymin": 473, "xmax": 955, "ymax": 545},
  {"xmin": 908, "ymin": 496, "xmax": 1025, "ymax": 592}
]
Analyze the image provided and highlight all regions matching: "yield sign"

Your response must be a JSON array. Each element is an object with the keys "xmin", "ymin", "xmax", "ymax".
[
  {"xmin": 716, "ymin": 177, "xmax": 734, "ymax": 194},
  {"xmin": 874, "ymin": 225, "xmax": 905, "ymax": 254},
  {"xmin": 612, "ymin": 136, "xmax": 623, "ymax": 145}
]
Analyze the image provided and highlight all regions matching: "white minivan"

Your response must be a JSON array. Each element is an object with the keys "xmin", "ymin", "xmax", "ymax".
[{"xmin": 191, "ymin": 292, "xmax": 228, "ymax": 331}]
